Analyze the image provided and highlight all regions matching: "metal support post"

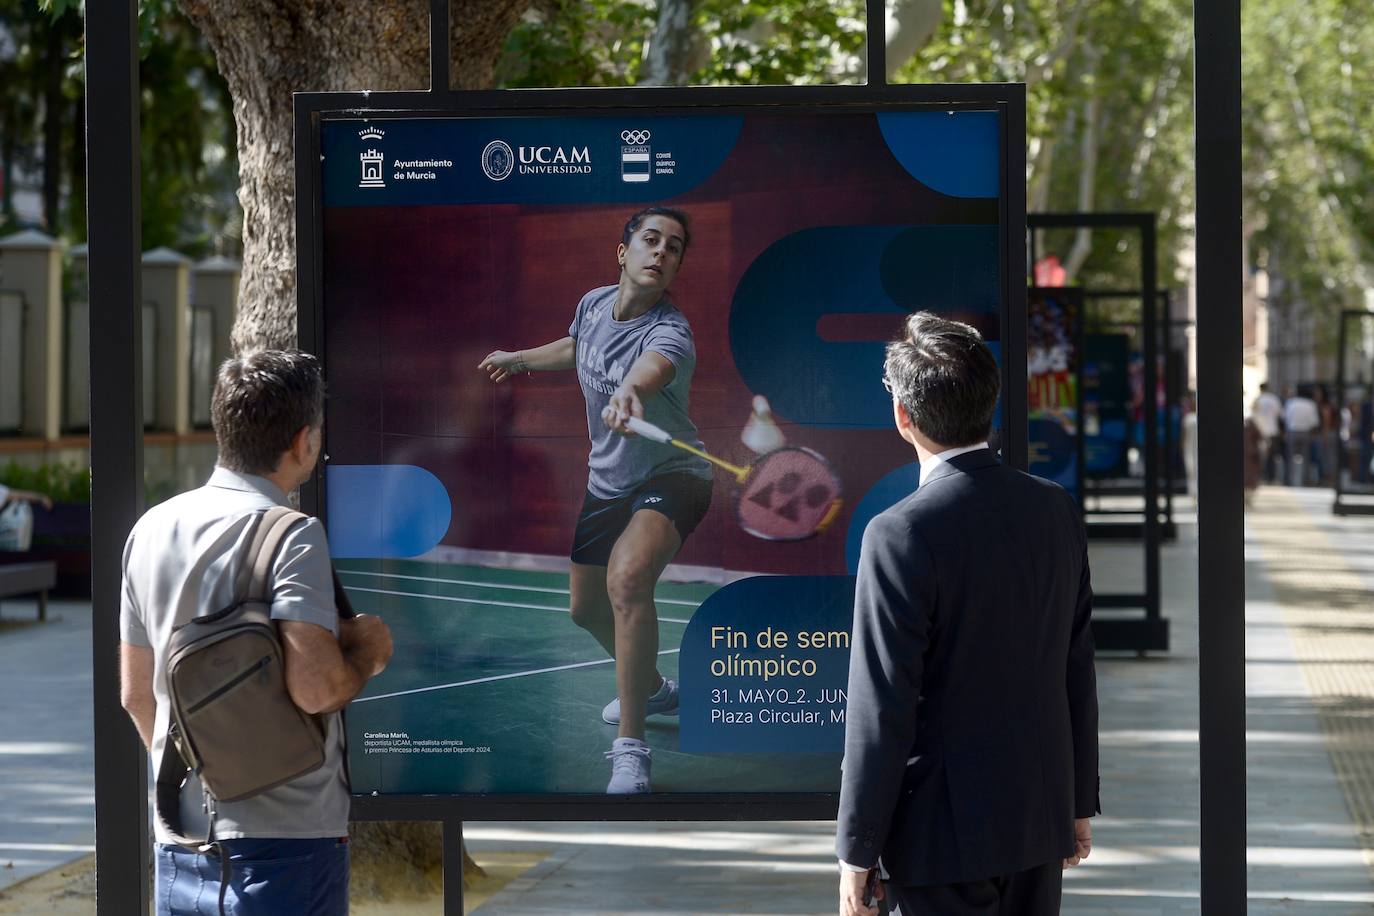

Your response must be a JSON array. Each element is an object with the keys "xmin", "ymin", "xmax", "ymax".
[
  {"xmin": 1194, "ymin": 0, "xmax": 1247, "ymax": 909},
  {"xmin": 85, "ymin": 0, "xmax": 149, "ymax": 911}
]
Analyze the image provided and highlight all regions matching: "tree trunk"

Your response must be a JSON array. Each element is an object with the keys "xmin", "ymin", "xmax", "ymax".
[
  {"xmin": 177, "ymin": 0, "xmax": 532, "ymax": 353},
  {"xmin": 641, "ymin": 0, "xmax": 705, "ymax": 86},
  {"xmin": 175, "ymin": 1, "xmax": 530, "ymax": 897},
  {"xmin": 884, "ymin": 0, "xmax": 942, "ymax": 78},
  {"xmin": 1064, "ymin": 44, "xmax": 1101, "ymax": 282}
]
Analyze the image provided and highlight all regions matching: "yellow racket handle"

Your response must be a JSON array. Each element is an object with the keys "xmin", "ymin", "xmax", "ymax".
[
  {"xmin": 668, "ymin": 439, "xmax": 750, "ymax": 484},
  {"xmin": 625, "ymin": 416, "xmax": 751, "ymax": 483}
]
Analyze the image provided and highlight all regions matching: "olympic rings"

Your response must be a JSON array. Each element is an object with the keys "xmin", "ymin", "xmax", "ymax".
[{"xmin": 621, "ymin": 129, "xmax": 651, "ymax": 145}]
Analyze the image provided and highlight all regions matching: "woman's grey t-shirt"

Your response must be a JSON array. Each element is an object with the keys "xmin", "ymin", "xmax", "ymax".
[{"xmin": 569, "ymin": 285, "xmax": 712, "ymax": 498}]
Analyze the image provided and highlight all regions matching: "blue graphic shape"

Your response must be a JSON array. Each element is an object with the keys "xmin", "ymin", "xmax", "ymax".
[
  {"xmin": 1029, "ymin": 416, "xmax": 1078, "ymax": 494},
  {"xmin": 729, "ymin": 225, "xmax": 1000, "ymax": 428},
  {"xmin": 322, "ymin": 115, "xmax": 742, "ymax": 207},
  {"xmin": 844, "ymin": 462, "xmax": 922, "ymax": 574},
  {"xmin": 680, "ymin": 576, "xmax": 854, "ymax": 754},
  {"xmin": 876, "ymin": 111, "xmax": 1000, "ymax": 198},
  {"xmin": 326, "ymin": 465, "xmax": 452, "ymax": 558}
]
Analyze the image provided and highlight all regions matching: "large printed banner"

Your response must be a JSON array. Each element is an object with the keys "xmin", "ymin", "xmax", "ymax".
[
  {"xmin": 1027, "ymin": 288, "xmax": 1082, "ymax": 500},
  {"xmin": 318, "ymin": 108, "xmax": 1008, "ymax": 795}
]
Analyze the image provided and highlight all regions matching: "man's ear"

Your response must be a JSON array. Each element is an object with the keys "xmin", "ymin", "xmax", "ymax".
[
  {"xmin": 289, "ymin": 424, "xmax": 314, "ymax": 462},
  {"xmin": 893, "ymin": 398, "xmax": 913, "ymax": 435}
]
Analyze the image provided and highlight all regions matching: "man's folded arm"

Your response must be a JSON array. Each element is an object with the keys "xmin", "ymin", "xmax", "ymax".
[{"xmin": 836, "ymin": 514, "xmax": 934, "ymax": 867}]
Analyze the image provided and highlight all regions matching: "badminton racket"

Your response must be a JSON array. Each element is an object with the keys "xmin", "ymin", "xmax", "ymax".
[{"xmin": 625, "ymin": 416, "xmax": 843, "ymax": 541}]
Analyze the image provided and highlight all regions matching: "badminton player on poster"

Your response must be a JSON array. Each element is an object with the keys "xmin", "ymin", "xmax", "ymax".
[{"xmin": 479, "ymin": 206, "xmax": 713, "ymax": 795}]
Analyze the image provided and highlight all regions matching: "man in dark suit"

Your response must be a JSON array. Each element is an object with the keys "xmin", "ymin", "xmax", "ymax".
[{"xmin": 837, "ymin": 312, "xmax": 1099, "ymax": 916}]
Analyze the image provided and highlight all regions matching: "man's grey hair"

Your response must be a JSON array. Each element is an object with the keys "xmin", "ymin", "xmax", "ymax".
[
  {"xmin": 882, "ymin": 312, "xmax": 1000, "ymax": 448},
  {"xmin": 211, "ymin": 349, "xmax": 325, "ymax": 475}
]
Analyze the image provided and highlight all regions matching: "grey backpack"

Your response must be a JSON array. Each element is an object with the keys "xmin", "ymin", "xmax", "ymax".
[{"xmin": 154, "ymin": 506, "xmax": 327, "ymax": 850}]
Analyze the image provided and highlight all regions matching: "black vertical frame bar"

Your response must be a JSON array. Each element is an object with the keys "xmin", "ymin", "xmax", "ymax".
[
  {"xmin": 1161, "ymin": 296, "xmax": 1177, "ymax": 528},
  {"xmin": 1335, "ymin": 312, "xmax": 1349, "ymax": 510},
  {"xmin": 1142, "ymin": 218, "xmax": 1160, "ymax": 621},
  {"xmin": 430, "ymin": 0, "xmax": 450, "ymax": 93},
  {"xmin": 1003, "ymin": 88, "xmax": 1029, "ymax": 471},
  {"xmin": 1195, "ymin": 0, "xmax": 1247, "ymax": 909},
  {"xmin": 444, "ymin": 817, "xmax": 465, "ymax": 913},
  {"xmin": 86, "ymin": 0, "xmax": 149, "ymax": 911},
  {"xmin": 295, "ymin": 97, "xmax": 328, "ymax": 517},
  {"xmin": 865, "ymin": 0, "xmax": 886, "ymax": 86}
]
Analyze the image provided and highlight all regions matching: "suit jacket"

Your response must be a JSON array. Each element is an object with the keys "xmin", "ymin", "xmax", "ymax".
[{"xmin": 836, "ymin": 448, "xmax": 1099, "ymax": 886}]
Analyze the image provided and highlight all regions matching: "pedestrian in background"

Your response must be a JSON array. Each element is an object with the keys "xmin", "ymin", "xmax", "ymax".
[
  {"xmin": 1284, "ymin": 386, "xmax": 1320, "ymax": 486},
  {"xmin": 1253, "ymin": 382, "xmax": 1283, "ymax": 483}
]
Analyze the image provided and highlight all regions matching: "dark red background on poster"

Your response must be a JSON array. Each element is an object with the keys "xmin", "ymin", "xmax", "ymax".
[{"xmin": 322, "ymin": 114, "xmax": 998, "ymax": 575}]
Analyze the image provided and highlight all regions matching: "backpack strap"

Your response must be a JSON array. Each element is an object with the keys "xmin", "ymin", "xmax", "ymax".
[{"xmin": 234, "ymin": 505, "xmax": 308, "ymax": 605}]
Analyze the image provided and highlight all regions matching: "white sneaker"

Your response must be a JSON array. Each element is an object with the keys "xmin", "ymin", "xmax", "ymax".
[
  {"xmin": 601, "ymin": 677, "xmax": 679, "ymax": 725},
  {"xmin": 605, "ymin": 738, "xmax": 653, "ymax": 794}
]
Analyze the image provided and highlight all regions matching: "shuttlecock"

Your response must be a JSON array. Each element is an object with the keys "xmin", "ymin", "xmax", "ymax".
[{"xmin": 742, "ymin": 394, "xmax": 786, "ymax": 454}]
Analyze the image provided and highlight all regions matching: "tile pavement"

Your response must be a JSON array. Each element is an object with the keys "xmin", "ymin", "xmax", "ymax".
[{"xmin": 2, "ymin": 487, "xmax": 1373, "ymax": 914}]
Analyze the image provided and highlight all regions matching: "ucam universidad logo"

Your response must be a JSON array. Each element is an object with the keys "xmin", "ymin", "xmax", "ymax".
[{"xmin": 481, "ymin": 140, "xmax": 514, "ymax": 181}]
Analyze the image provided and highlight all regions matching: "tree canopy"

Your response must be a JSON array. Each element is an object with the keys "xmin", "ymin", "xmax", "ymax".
[{"xmin": 8, "ymin": 0, "xmax": 1372, "ymax": 347}]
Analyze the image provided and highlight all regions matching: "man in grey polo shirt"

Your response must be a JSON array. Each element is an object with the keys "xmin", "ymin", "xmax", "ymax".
[{"xmin": 120, "ymin": 349, "xmax": 393, "ymax": 915}]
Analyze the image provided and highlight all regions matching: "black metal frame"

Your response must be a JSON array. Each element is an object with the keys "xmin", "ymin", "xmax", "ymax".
[
  {"xmin": 86, "ymin": 0, "xmax": 1245, "ymax": 910},
  {"xmin": 86, "ymin": 1, "xmax": 148, "ymax": 912},
  {"xmin": 296, "ymin": 90, "xmax": 1025, "ymax": 821},
  {"xmin": 1079, "ymin": 291, "xmax": 1181, "ymax": 541},
  {"xmin": 1195, "ymin": 0, "xmax": 1246, "ymax": 905},
  {"xmin": 1028, "ymin": 213, "xmax": 1167, "ymax": 653},
  {"xmin": 1333, "ymin": 309, "xmax": 1374, "ymax": 515}
]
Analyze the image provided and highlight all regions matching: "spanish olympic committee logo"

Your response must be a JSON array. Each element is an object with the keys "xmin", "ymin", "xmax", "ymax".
[
  {"xmin": 620, "ymin": 129, "xmax": 651, "ymax": 183},
  {"xmin": 481, "ymin": 140, "xmax": 515, "ymax": 181}
]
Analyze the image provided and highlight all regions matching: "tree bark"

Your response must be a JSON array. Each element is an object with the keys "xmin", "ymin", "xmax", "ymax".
[
  {"xmin": 174, "ymin": 0, "xmax": 530, "ymax": 897},
  {"xmin": 177, "ymin": 0, "xmax": 532, "ymax": 353},
  {"xmin": 1064, "ymin": 44, "xmax": 1101, "ymax": 282},
  {"xmin": 884, "ymin": 0, "xmax": 942, "ymax": 78},
  {"xmin": 641, "ymin": 0, "xmax": 706, "ymax": 86}
]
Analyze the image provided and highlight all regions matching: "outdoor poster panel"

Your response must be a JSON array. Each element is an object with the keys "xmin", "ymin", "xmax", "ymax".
[
  {"xmin": 316, "ymin": 105, "xmax": 1010, "ymax": 796},
  {"xmin": 1083, "ymin": 333, "xmax": 1132, "ymax": 479},
  {"xmin": 1027, "ymin": 287, "xmax": 1082, "ymax": 499}
]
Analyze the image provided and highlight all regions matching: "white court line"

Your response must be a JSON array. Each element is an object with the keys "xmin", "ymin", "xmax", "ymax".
[
  {"xmin": 337, "ymin": 568, "xmax": 704, "ymax": 608},
  {"xmin": 354, "ymin": 648, "xmax": 681, "ymax": 703},
  {"xmin": 344, "ymin": 585, "xmax": 692, "ymax": 625}
]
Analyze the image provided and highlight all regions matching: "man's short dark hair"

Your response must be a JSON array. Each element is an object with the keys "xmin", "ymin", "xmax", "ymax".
[
  {"xmin": 883, "ymin": 312, "xmax": 1000, "ymax": 447},
  {"xmin": 211, "ymin": 349, "xmax": 325, "ymax": 476},
  {"xmin": 622, "ymin": 206, "xmax": 691, "ymax": 255}
]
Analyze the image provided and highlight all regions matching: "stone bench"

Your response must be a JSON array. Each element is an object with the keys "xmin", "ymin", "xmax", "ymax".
[{"xmin": 0, "ymin": 561, "xmax": 58, "ymax": 621}]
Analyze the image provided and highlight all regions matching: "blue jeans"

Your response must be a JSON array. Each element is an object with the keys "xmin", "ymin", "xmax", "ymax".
[{"xmin": 156, "ymin": 837, "xmax": 349, "ymax": 915}]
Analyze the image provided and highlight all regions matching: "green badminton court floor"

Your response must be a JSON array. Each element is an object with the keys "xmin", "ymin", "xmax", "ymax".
[{"xmin": 335, "ymin": 558, "xmax": 841, "ymax": 795}]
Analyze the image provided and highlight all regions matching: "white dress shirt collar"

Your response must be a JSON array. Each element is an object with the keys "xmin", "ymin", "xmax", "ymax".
[{"xmin": 918, "ymin": 442, "xmax": 990, "ymax": 481}]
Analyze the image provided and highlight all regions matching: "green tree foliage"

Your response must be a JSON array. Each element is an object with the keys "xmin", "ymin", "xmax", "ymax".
[
  {"xmin": 1244, "ymin": 0, "xmax": 1374, "ymax": 341},
  {"xmin": 137, "ymin": 10, "xmax": 238, "ymax": 254},
  {"xmin": 4, "ymin": 0, "xmax": 236, "ymax": 255},
  {"xmin": 498, "ymin": 0, "xmax": 866, "ymax": 88},
  {"xmin": 893, "ymin": 0, "xmax": 1195, "ymax": 310}
]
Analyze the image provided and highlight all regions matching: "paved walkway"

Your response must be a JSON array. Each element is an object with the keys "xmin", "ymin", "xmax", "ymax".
[
  {"xmin": 4, "ymin": 486, "xmax": 1374, "ymax": 914},
  {"xmin": 0, "ymin": 600, "xmax": 95, "ymax": 889}
]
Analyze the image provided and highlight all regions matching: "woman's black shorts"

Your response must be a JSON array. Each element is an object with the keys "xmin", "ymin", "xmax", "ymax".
[{"xmin": 570, "ymin": 472, "xmax": 713, "ymax": 566}]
